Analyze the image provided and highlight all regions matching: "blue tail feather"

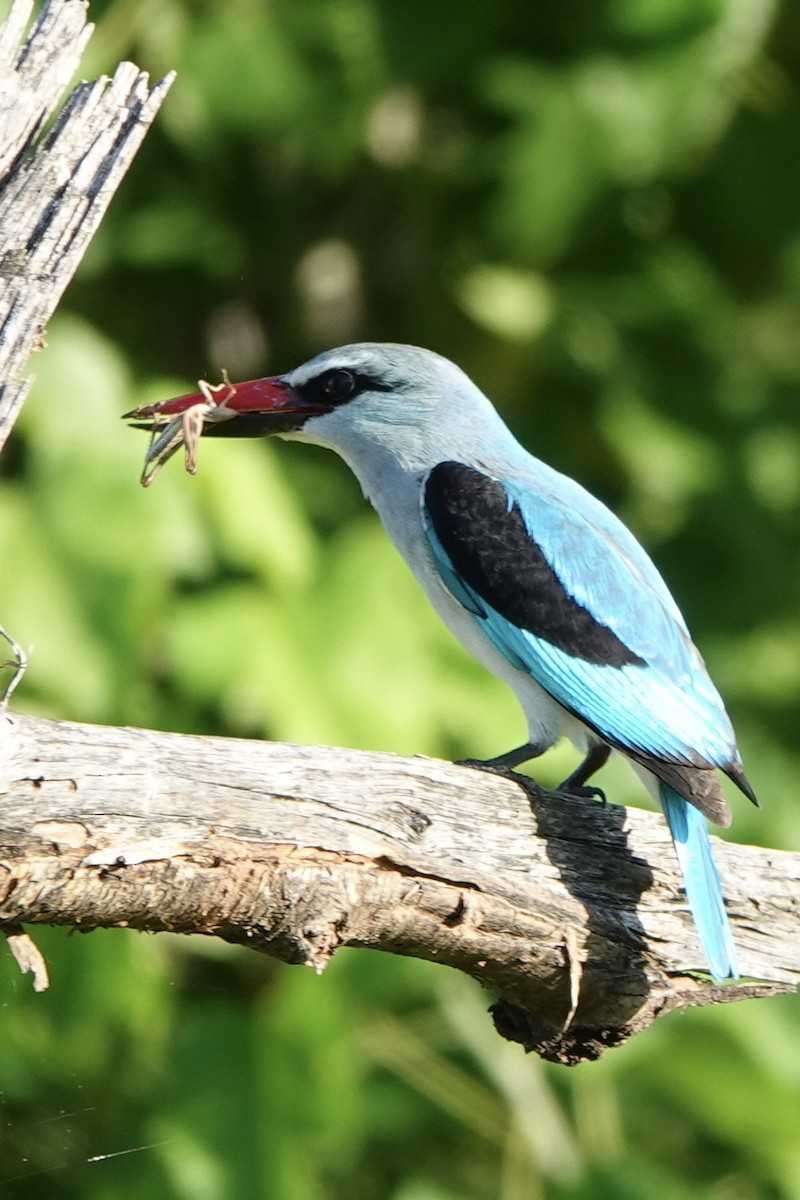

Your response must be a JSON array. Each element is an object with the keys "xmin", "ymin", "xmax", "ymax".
[{"xmin": 659, "ymin": 784, "xmax": 738, "ymax": 982}]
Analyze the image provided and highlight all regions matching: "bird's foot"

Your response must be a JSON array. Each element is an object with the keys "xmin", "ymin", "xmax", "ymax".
[
  {"xmin": 456, "ymin": 741, "xmax": 543, "ymax": 775},
  {"xmin": 553, "ymin": 780, "xmax": 607, "ymax": 805},
  {"xmin": 552, "ymin": 744, "xmax": 610, "ymax": 804},
  {"xmin": 456, "ymin": 744, "xmax": 608, "ymax": 805},
  {"xmin": 456, "ymin": 755, "xmax": 519, "ymax": 777},
  {"xmin": 456, "ymin": 754, "xmax": 545, "ymax": 801}
]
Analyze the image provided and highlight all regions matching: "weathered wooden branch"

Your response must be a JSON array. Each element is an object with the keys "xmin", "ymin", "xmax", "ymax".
[
  {"xmin": 0, "ymin": 711, "xmax": 796, "ymax": 1064},
  {"xmin": 0, "ymin": 0, "xmax": 173, "ymax": 450}
]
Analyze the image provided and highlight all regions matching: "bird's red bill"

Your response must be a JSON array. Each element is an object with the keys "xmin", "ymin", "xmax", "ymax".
[{"xmin": 124, "ymin": 372, "xmax": 315, "ymax": 487}]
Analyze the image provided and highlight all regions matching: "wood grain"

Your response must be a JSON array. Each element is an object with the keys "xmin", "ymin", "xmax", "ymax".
[{"xmin": 0, "ymin": 712, "xmax": 795, "ymax": 1063}]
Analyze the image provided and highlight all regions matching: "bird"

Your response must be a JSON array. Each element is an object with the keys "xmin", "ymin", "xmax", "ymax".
[{"xmin": 129, "ymin": 342, "xmax": 758, "ymax": 980}]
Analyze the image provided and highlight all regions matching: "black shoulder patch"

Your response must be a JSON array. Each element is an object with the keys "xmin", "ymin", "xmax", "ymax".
[{"xmin": 424, "ymin": 462, "xmax": 644, "ymax": 668}]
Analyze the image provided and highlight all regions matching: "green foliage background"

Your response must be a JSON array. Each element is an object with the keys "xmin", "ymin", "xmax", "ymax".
[{"xmin": 1, "ymin": 0, "xmax": 799, "ymax": 1196}]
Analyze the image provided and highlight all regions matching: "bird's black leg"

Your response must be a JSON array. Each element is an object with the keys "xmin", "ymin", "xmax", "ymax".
[
  {"xmin": 458, "ymin": 740, "xmax": 611, "ymax": 805},
  {"xmin": 556, "ymin": 742, "xmax": 611, "ymax": 802},
  {"xmin": 457, "ymin": 740, "xmax": 547, "ymax": 776}
]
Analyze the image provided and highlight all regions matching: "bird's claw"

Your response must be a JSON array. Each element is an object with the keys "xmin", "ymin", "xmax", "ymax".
[
  {"xmin": 554, "ymin": 781, "xmax": 607, "ymax": 805},
  {"xmin": 456, "ymin": 755, "xmax": 535, "ymax": 781},
  {"xmin": 455, "ymin": 759, "xmax": 606, "ymax": 805}
]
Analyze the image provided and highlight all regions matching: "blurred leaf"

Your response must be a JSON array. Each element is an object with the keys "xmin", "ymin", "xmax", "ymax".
[{"xmin": 457, "ymin": 264, "xmax": 555, "ymax": 342}]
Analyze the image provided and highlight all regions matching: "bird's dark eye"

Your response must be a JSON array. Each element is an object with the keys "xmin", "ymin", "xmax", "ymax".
[{"xmin": 321, "ymin": 369, "xmax": 357, "ymax": 403}]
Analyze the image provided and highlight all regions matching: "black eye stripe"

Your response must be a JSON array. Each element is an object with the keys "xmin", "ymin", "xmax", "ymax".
[
  {"xmin": 322, "ymin": 369, "xmax": 357, "ymax": 401},
  {"xmin": 298, "ymin": 369, "xmax": 392, "ymax": 407}
]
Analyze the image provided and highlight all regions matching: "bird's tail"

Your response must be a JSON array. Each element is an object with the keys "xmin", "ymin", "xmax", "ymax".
[{"xmin": 659, "ymin": 783, "xmax": 738, "ymax": 982}]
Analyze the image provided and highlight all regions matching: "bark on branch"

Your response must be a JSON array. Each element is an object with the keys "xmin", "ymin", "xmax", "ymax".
[
  {"xmin": 0, "ymin": 711, "xmax": 796, "ymax": 1064},
  {"xmin": 0, "ymin": 0, "xmax": 173, "ymax": 450}
]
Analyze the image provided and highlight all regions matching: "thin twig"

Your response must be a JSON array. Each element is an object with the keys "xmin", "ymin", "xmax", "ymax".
[{"xmin": 0, "ymin": 625, "xmax": 27, "ymax": 707}]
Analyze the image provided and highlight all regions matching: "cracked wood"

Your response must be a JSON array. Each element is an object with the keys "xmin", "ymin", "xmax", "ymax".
[{"xmin": 0, "ymin": 712, "xmax": 796, "ymax": 1064}]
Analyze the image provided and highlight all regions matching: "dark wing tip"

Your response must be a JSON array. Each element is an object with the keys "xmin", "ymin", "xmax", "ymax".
[
  {"xmin": 631, "ymin": 752, "xmax": 734, "ymax": 826},
  {"xmin": 682, "ymin": 768, "xmax": 734, "ymax": 828},
  {"xmin": 726, "ymin": 765, "xmax": 760, "ymax": 810}
]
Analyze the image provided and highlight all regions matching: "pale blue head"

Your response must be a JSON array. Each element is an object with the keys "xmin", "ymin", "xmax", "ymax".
[
  {"xmin": 275, "ymin": 343, "xmax": 513, "ymax": 472},
  {"xmin": 130, "ymin": 342, "xmax": 522, "ymax": 484}
]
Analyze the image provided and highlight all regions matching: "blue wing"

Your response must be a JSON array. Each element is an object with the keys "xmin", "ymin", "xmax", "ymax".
[{"xmin": 421, "ymin": 461, "xmax": 740, "ymax": 773}]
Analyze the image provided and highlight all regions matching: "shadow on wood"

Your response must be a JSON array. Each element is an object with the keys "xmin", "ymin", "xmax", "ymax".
[{"xmin": 0, "ymin": 712, "xmax": 795, "ymax": 1064}]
